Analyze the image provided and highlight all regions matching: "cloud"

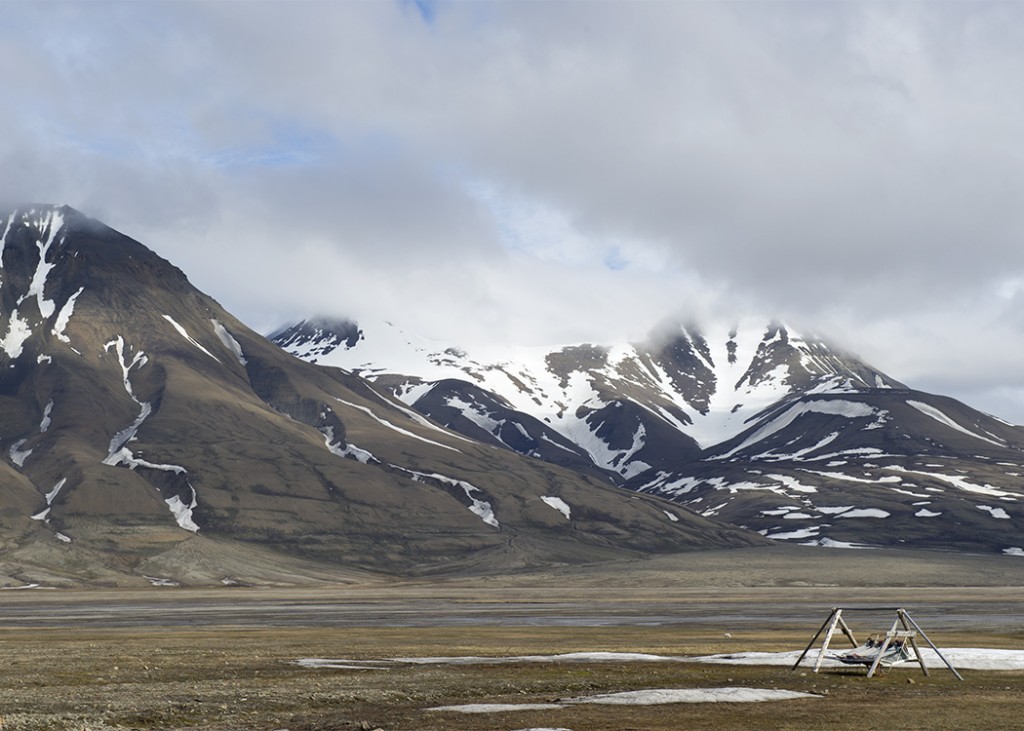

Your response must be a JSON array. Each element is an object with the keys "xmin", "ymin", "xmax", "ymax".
[{"xmin": 4, "ymin": 1, "xmax": 1024, "ymax": 418}]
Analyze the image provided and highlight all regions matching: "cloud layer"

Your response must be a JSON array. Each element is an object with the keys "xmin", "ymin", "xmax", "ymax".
[{"xmin": 4, "ymin": 1, "xmax": 1024, "ymax": 419}]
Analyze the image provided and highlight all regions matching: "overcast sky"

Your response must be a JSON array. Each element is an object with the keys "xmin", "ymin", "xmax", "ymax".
[{"xmin": 4, "ymin": 1, "xmax": 1024, "ymax": 420}]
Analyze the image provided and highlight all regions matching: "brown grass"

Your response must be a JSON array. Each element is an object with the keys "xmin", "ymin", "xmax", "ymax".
[{"xmin": 0, "ymin": 623, "xmax": 1022, "ymax": 730}]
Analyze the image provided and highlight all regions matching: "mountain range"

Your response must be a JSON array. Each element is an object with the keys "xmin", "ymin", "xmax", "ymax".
[
  {"xmin": 0, "ymin": 204, "xmax": 759, "ymax": 587},
  {"xmin": 273, "ymin": 317, "xmax": 1024, "ymax": 555},
  {"xmin": 4, "ymin": 203, "xmax": 1021, "ymax": 588}
]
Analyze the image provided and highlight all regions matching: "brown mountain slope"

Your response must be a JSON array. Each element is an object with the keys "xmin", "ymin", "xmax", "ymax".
[{"xmin": 0, "ymin": 205, "xmax": 761, "ymax": 585}]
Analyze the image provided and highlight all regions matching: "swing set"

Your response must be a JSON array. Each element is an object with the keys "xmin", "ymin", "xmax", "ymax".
[{"xmin": 792, "ymin": 607, "xmax": 963, "ymax": 680}]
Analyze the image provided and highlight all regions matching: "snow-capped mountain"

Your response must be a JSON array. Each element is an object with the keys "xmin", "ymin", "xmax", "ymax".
[
  {"xmin": 274, "ymin": 317, "xmax": 1024, "ymax": 554},
  {"xmin": 0, "ymin": 205, "xmax": 762, "ymax": 586}
]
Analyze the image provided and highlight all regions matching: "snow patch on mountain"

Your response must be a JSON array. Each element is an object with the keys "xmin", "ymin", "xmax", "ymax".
[
  {"xmin": 2, "ymin": 310, "xmax": 32, "ymax": 358},
  {"xmin": 541, "ymin": 496, "xmax": 572, "ymax": 520},
  {"xmin": 22, "ymin": 209, "xmax": 64, "ymax": 319},
  {"xmin": 52, "ymin": 286, "xmax": 83, "ymax": 343},
  {"xmin": 163, "ymin": 315, "xmax": 220, "ymax": 363},
  {"xmin": 166, "ymin": 489, "xmax": 199, "ymax": 532},
  {"xmin": 335, "ymin": 398, "xmax": 461, "ymax": 453},
  {"xmin": 906, "ymin": 400, "xmax": 1005, "ymax": 447},
  {"xmin": 715, "ymin": 400, "xmax": 877, "ymax": 460},
  {"xmin": 211, "ymin": 319, "xmax": 246, "ymax": 366},
  {"xmin": 406, "ymin": 469, "xmax": 498, "ymax": 527}
]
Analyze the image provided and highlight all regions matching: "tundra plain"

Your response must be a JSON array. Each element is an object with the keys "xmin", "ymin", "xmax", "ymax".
[{"xmin": 2, "ymin": 546, "xmax": 1024, "ymax": 730}]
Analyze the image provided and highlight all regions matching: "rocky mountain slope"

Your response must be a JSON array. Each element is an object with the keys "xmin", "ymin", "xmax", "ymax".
[
  {"xmin": 274, "ymin": 318, "xmax": 1024, "ymax": 554},
  {"xmin": 0, "ymin": 205, "xmax": 762, "ymax": 587}
]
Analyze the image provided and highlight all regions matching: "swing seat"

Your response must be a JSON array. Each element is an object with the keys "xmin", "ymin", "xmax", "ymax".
[{"xmin": 835, "ymin": 638, "xmax": 916, "ymax": 667}]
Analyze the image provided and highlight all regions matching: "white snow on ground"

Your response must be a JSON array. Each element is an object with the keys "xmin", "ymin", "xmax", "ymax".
[
  {"xmin": 300, "ymin": 648, "xmax": 1024, "ymax": 673},
  {"xmin": 52, "ymin": 286, "xmax": 83, "ymax": 343},
  {"xmin": 1004, "ymin": 547, "xmax": 1024, "ymax": 556},
  {"xmin": 916, "ymin": 508, "xmax": 942, "ymax": 517},
  {"xmin": 765, "ymin": 474, "xmax": 818, "ymax": 493},
  {"xmin": 884, "ymin": 466, "xmax": 1018, "ymax": 499},
  {"xmin": 541, "ymin": 496, "xmax": 571, "ymax": 520},
  {"xmin": 430, "ymin": 703, "xmax": 565, "ymax": 713},
  {"xmin": 9, "ymin": 439, "xmax": 32, "ymax": 467},
  {"xmin": 22, "ymin": 208, "xmax": 64, "ymax": 319},
  {"xmin": 694, "ymin": 648, "xmax": 1024, "ymax": 671},
  {"xmin": 0, "ymin": 211, "xmax": 14, "ymax": 254},
  {"xmin": 39, "ymin": 400, "xmax": 53, "ymax": 432},
  {"xmin": 428, "ymin": 687, "xmax": 816, "ymax": 713},
  {"xmin": 162, "ymin": 315, "xmax": 221, "ymax": 362},
  {"xmin": 335, "ymin": 398, "xmax": 461, "ymax": 453},
  {"xmin": 836, "ymin": 508, "xmax": 890, "ymax": 518},
  {"xmin": 211, "ymin": 319, "xmax": 246, "ymax": 366},
  {"xmin": 767, "ymin": 527, "xmax": 820, "ymax": 540},
  {"xmin": 165, "ymin": 492, "xmax": 199, "ymax": 532},
  {"xmin": 663, "ymin": 510, "xmax": 680, "ymax": 522},
  {"xmin": 290, "ymin": 319, "xmax": 876, "ymax": 459},
  {"xmin": 321, "ymin": 427, "xmax": 377, "ymax": 464},
  {"xmin": 102, "ymin": 337, "xmax": 197, "ymax": 530},
  {"xmin": 801, "ymin": 537, "xmax": 874, "ymax": 549},
  {"xmin": 33, "ymin": 478, "xmax": 67, "ymax": 523},
  {"xmin": 906, "ymin": 400, "xmax": 1005, "ymax": 447},
  {"xmin": 977, "ymin": 505, "xmax": 1011, "ymax": 519},
  {"xmin": 568, "ymin": 687, "xmax": 817, "ymax": 705},
  {"xmin": 298, "ymin": 653, "xmax": 683, "ymax": 669},
  {"xmin": 102, "ymin": 402, "xmax": 153, "ymax": 466},
  {"xmin": 406, "ymin": 470, "xmax": 498, "ymax": 527},
  {"xmin": 715, "ymin": 400, "xmax": 876, "ymax": 460},
  {"xmin": 446, "ymin": 394, "xmax": 501, "ymax": 435},
  {"xmin": 802, "ymin": 470, "xmax": 901, "ymax": 485},
  {"xmin": 2, "ymin": 310, "xmax": 32, "ymax": 358}
]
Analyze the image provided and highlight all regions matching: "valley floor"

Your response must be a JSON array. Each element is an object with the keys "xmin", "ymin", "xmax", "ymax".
[{"xmin": 1, "ymin": 546, "xmax": 1024, "ymax": 730}]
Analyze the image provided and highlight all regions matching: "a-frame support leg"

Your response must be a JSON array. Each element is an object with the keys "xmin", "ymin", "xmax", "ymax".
[
  {"xmin": 866, "ymin": 616, "xmax": 901, "ymax": 678},
  {"xmin": 793, "ymin": 608, "xmax": 859, "ymax": 672},
  {"xmin": 792, "ymin": 608, "xmax": 838, "ymax": 671},
  {"xmin": 901, "ymin": 610, "xmax": 964, "ymax": 681},
  {"xmin": 897, "ymin": 609, "xmax": 930, "ymax": 677}
]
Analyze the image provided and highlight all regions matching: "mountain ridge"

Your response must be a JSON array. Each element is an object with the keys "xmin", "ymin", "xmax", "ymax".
[
  {"xmin": 273, "ymin": 316, "xmax": 1024, "ymax": 555},
  {"xmin": 0, "ymin": 204, "xmax": 761, "ymax": 586}
]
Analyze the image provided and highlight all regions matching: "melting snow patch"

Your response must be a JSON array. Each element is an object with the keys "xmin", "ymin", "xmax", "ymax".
[
  {"xmin": 52, "ymin": 286, "xmax": 83, "ymax": 343},
  {"xmin": 915, "ymin": 508, "xmax": 942, "ymax": 517},
  {"xmin": 836, "ymin": 508, "xmax": 890, "ymax": 518},
  {"xmin": 166, "ymin": 491, "xmax": 200, "ymax": 532},
  {"xmin": 336, "ymin": 398, "xmax": 461, "ymax": 453},
  {"xmin": 429, "ymin": 704, "xmax": 564, "ymax": 714},
  {"xmin": 144, "ymin": 575, "xmax": 180, "ymax": 587},
  {"xmin": 2, "ymin": 310, "xmax": 32, "ymax": 358},
  {"xmin": 1004, "ymin": 548, "xmax": 1024, "ymax": 557},
  {"xmin": 767, "ymin": 527, "xmax": 820, "ymax": 540},
  {"xmin": 298, "ymin": 653, "xmax": 684, "ymax": 669},
  {"xmin": 715, "ymin": 399, "xmax": 876, "ymax": 460},
  {"xmin": 694, "ymin": 648, "xmax": 1024, "ymax": 671},
  {"xmin": 162, "ymin": 315, "xmax": 221, "ymax": 362},
  {"xmin": 406, "ymin": 470, "xmax": 498, "ymax": 527},
  {"xmin": 39, "ymin": 400, "xmax": 53, "ymax": 432},
  {"xmin": 9, "ymin": 439, "xmax": 32, "ymax": 467},
  {"xmin": 977, "ymin": 505, "xmax": 1011, "ymax": 519},
  {"xmin": 567, "ymin": 687, "xmax": 818, "ymax": 705},
  {"xmin": 541, "ymin": 496, "xmax": 571, "ymax": 520},
  {"xmin": 663, "ymin": 510, "xmax": 679, "ymax": 522},
  {"xmin": 211, "ymin": 319, "xmax": 247, "ymax": 366},
  {"xmin": 906, "ymin": 400, "xmax": 1004, "ymax": 447},
  {"xmin": 802, "ymin": 537, "xmax": 874, "ymax": 549},
  {"xmin": 428, "ymin": 688, "xmax": 817, "ymax": 713}
]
